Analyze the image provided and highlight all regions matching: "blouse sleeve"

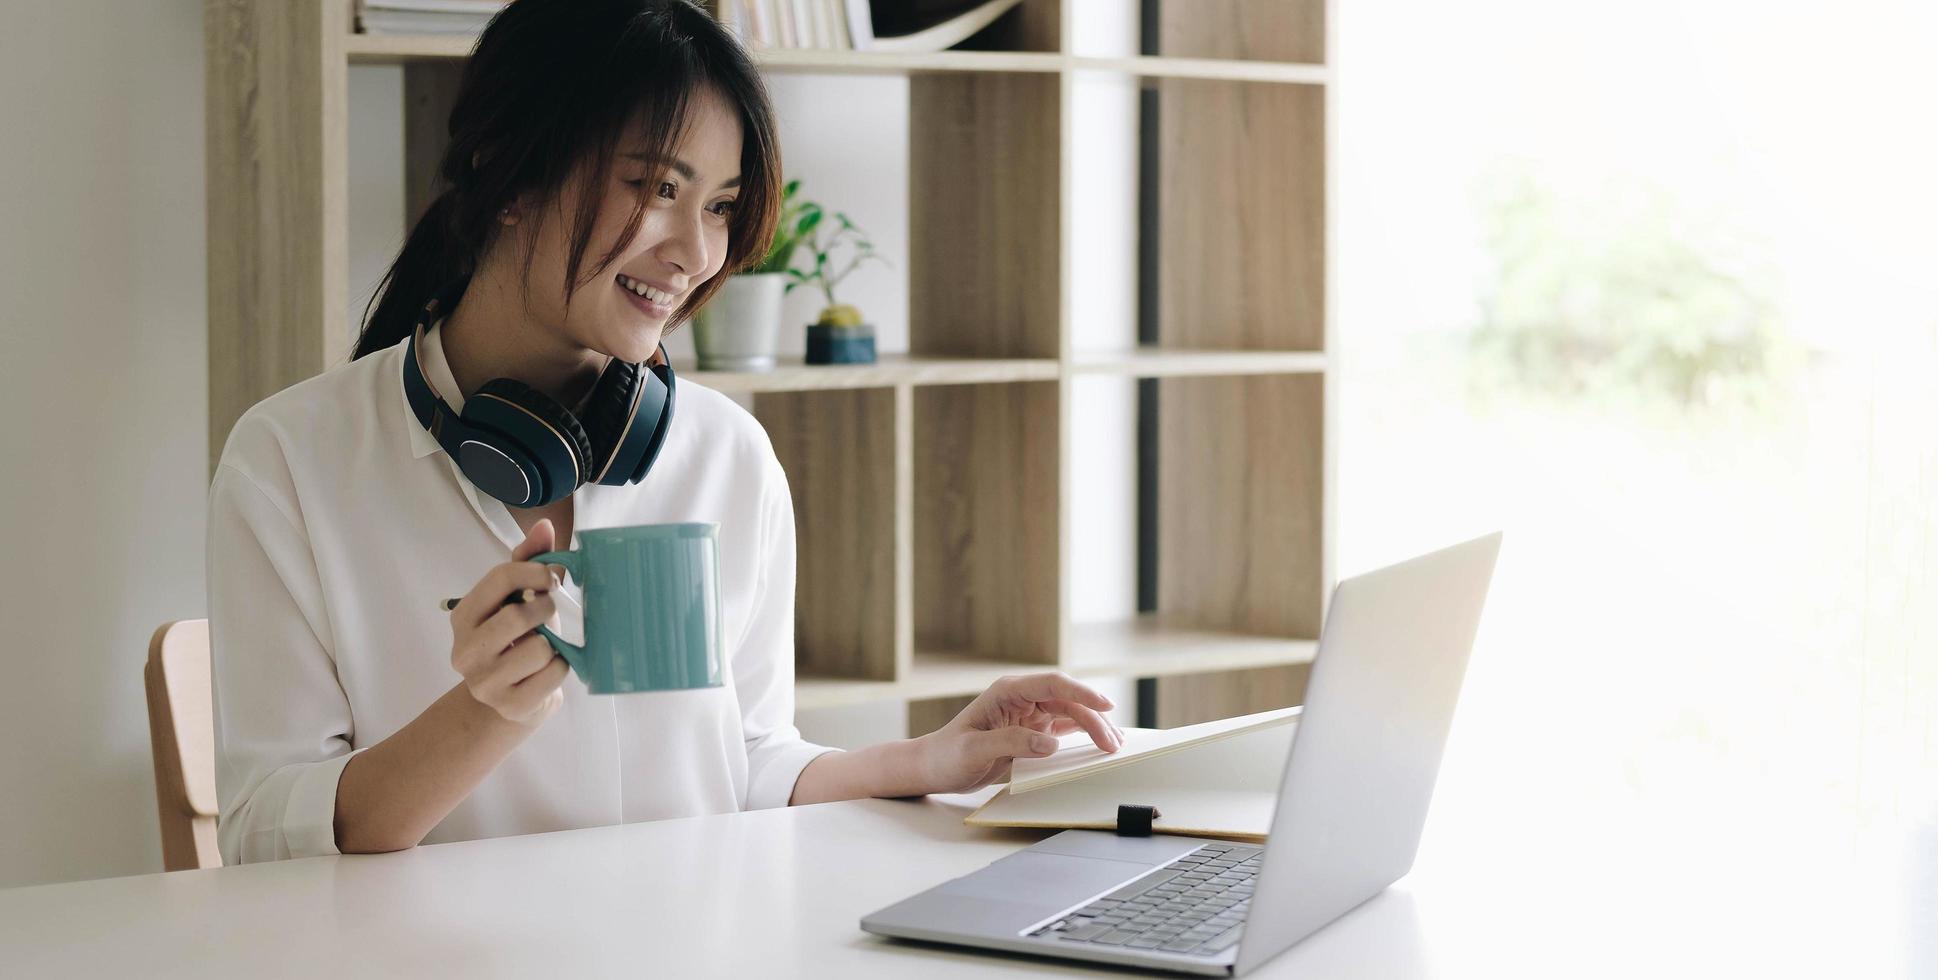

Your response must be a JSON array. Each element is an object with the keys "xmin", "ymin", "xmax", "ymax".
[
  {"xmin": 734, "ymin": 457, "xmax": 840, "ymax": 810},
  {"xmin": 207, "ymin": 462, "xmax": 363, "ymax": 863}
]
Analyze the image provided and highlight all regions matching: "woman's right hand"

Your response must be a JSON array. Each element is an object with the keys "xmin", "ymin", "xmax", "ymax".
[{"xmin": 447, "ymin": 518, "xmax": 569, "ymax": 725}]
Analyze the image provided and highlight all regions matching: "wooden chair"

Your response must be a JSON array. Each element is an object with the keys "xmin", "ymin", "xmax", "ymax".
[{"xmin": 144, "ymin": 619, "xmax": 221, "ymax": 870}]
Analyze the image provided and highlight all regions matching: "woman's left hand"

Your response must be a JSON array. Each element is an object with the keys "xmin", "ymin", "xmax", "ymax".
[{"xmin": 910, "ymin": 672, "xmax": 1125, "ymax": 795}]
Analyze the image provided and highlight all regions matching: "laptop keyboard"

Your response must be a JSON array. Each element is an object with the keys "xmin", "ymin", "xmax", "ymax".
[{"xmin": 1026, "ymin": 842, "xmax": 1262, "ymax": 956}]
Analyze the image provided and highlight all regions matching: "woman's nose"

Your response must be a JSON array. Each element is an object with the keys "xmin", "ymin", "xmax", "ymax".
[{"xmin": 655, "ymin": 207, "xmax": 710, "ymax": 276}]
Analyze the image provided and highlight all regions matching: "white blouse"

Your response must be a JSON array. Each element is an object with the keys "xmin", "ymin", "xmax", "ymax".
[{"xmin": 207, "ymin": 323, "xmax": 836, "ymax": 865}]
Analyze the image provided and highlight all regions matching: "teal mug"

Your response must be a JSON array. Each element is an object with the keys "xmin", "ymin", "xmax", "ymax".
[{"xmin": 530, "ymin": 523, "xmax": 725, "ymax": 694}]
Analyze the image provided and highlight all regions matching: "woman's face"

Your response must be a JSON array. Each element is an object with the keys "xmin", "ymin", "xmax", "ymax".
[{"xmin": 520, "ymin": 86, "xmax": 744, "ymax": 365}]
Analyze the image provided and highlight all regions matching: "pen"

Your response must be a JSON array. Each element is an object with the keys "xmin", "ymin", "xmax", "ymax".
[{"xmin": 438, "ymin": 588, "xmax": 537, "ymax": 613}]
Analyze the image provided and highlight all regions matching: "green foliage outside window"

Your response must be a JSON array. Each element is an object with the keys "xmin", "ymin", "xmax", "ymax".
[{"xmin": 1467, "ymin": 167, "xmax": 1801, "ymax": 409}]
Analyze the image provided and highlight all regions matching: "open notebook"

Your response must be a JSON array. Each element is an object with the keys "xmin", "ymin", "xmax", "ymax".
[{"xmin": 966, "ymin": 706, "xmax": 1301, "ymax": 841}]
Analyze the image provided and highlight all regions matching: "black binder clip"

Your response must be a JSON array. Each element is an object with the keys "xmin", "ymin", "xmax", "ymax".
[{"xmin": 1115, "ymin": 803, "xmax": 1161, "ymax": 837}]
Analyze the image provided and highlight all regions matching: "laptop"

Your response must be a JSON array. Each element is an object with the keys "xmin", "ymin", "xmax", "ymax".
[{"xmin": 861, "ymin": 532, "xmax": 1502, "ymax": 976}]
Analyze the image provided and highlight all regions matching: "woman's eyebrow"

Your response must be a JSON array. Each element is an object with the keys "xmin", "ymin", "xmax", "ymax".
[{"xmin": 621, "ymin": 153, "xmax": 742, "ymax": 188}]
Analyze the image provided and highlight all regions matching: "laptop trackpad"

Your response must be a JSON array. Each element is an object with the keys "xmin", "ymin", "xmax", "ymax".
[{"xmin": 942, "ymin": 852, "xmax": 1152, "ymax": 909}]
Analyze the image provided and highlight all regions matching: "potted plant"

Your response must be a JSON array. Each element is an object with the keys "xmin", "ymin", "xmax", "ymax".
[
  {"xmin": 793, "ymin": 211, "xmax": 888, "ymax": 365},
  {"xmin": 689, "ymin": 179, "xmax": 814, "ymax": 371}
]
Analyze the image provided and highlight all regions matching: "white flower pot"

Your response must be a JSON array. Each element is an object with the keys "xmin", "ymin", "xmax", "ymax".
[{"xmin": 690, "ymin": 272, "xmax": 786, "ymax": 372}]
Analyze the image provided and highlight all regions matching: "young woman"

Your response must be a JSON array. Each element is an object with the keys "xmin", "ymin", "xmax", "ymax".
[{"xmin": 208, "ymin": 0, "xmax": 1120, "ymax": 865}]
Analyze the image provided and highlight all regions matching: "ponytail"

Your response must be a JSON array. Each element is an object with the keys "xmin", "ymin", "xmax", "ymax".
[{"xmin": 353, "ymin": 190, "xmax": 475, "ymax": 360}]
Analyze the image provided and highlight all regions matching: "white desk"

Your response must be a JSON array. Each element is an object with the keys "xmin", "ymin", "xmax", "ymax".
[{"xmin": 1, "ymin": 788, "xmax": 1924, "ymax": 978}]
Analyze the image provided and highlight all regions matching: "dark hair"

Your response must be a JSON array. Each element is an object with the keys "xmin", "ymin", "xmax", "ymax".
[{"xmin": 353, "ymin": 0, "xmax": 781, "ymax": 360}]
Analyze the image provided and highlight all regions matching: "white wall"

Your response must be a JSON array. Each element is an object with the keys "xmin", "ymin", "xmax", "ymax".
[{"xmin": 0, "ymin": 0, "xmax": 209, "ymax": 888}]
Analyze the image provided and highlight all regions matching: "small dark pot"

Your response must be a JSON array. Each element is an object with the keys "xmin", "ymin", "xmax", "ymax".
[{"xmin": 805, "ymin": 323, "xmax": 877, "ymax": 365}]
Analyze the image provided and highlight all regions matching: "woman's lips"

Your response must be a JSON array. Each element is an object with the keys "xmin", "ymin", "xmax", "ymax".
[{"xmin": 618, "ymin": 279, "xmax": 674, "ymax": 319}]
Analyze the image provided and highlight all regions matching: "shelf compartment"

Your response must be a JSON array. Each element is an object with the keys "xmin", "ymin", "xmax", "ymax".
[
  {"xmin": 349, "ymin": 34, "xmax": 1331, "ymax": 85},
  {"xmin": 754, "ymin": 387, "xmax": 901, "ymax": 683},
  {"xmin": 1069, "ymin": 348, "xmax": 1327, "ymax": 378},
  {"xmin": 1154, "ymin": 0, "xmax": 1326, "ymax": 66},
  {"xmin": 794, "ymin": 674, "xmax": 901, "ymax": 712},
  {"xmin": 1071, "ymin": 56, "xmax": 1327, "ymax": 85},
  {"xmin": 1154, "ymin": 663, "xmax": 1315, "ymax": 729},
  {"xmin": 1143, "ymin": 368, "xmax": 1324, "ymax": 726},
  {"xmin": 751, "ymin": 49, "xmax": 1064, "ymax": 76},
  {"xmin": 684, "ymin": 354, "xmax": 1058, "ymax": 394},
  {"xmin": 1156, "ymin": 374, "xmax": 1325, "ymax": 639},
  {"xmin": 346, "ymin": 0, "xmax": 1061, "ymax": 65},
  {"xmin": 795, "ymin": 651, "xmax": 1059, "ymax": 711},
  {"xmin": 915, "ymin": 382, "xmax": 1061, "ymax": 665},
  {"xmin": 1066, "ymin": 618, "xmax": 1316, "ymax": 679},
  {"xmin": 344, "ymin": 32, "xmax": 474, "ymax": 63},
  {"xmin": 1156, "ymin": 79, "xmax": 1325, "ymax": 352},
  {"xmin": 348, "ymin": 33, "xmax": 1068, "ymax": 72},
  {"xmin": 909, "ymin": 73, "xmax": 1061, "ymax": 359},
  {"xmin": 795, "ymin": 628, "xmax": 1312, "ymax": 711},
  {"xmin": 947, "ymin": 0, "xmax": 1061, "ymax": 54}
]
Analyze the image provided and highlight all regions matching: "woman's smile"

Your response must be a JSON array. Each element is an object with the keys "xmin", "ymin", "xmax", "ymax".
[{"xmin": 615, "ymin": 272, "xmax": 677, "ymax": 320}]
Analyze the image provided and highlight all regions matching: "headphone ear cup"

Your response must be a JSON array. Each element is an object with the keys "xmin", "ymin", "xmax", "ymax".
[
  {"xmin": 466, "ymin": 379, "xmax": 592, "ymax": 501},
  {"xmin": 579, "ymin": 359, "xmax": 638, "ymax": 480},
  {"xmin": 623, "ymin": 360, "xmax": 674, "ymax": 485},
  {"xmin": 602, "ymin": 359, "xmax": 673, "ymax": 487}
]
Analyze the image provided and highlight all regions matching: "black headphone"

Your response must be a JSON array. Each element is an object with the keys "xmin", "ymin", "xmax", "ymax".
[{"xmin": 401, "ymin": 277, "xmax": 676, "ymax": 508}]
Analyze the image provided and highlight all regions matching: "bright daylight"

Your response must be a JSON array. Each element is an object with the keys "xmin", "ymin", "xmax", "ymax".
[{"xmin": 1340, "ymin": 2, "xmax": 1935, "ymax": 974}]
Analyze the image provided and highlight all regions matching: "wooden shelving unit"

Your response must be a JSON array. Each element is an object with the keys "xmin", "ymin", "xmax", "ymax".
[
  {"xmin": 206, "ymin": 0, "xmax": 1334, "ymax": 730},
  {"xmin": 686, "ymin": 354, "xmax": 1059, "ymax": 394}
]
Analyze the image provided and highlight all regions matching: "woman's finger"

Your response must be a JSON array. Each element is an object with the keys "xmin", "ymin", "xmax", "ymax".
[
  {"xmin": 459, "ymin": 588, "xmax": 562, "ymax": 681},
  {"xmin": 1041, "ymin": 698, "xmax": 1120, "ymax": 752},
  {"xmin": 512, "ymin": 519, "xmax": 573, "ymax": 587},
  {"xmin": 511, "ymin": 518, "xmax": 555, "ymax": 561},
  {"xmin": 503, "ymin": 656, "xmax": 570, "ymax": 722},
  {"xmin": 449, "ymin": 560, "xmax": 556, "ymax": 631},
  {"xmin": 982, "ymin": 759, "xmax": 1014, "ymax": 787},
  {"xmin": 972, "ymin": 725, "xmax": 1059, "ymax": 767},
  {"xmin": 1037, "ymin": 704, "xmax": 1123, "ymax": 742},
  {"xmin": 447, "ymin": 519, "xmax": 557, "ymax": 631},
  {"xmin": 514, "ymin": 650, "xmax": 571, "ymax": 690},
  {"xmin": 452, "ymin": 594, "xmax": 554, "ymax": 679},
  {"xmin": 475, "ymin": 633, "xmax": 558, "ymax": 697},
  {"xmin": 464, "ymin": 592, "xmax": 558, "ymax": 666},
  {"xmin": 1025, "ymin": 715, "xmax": 1060, "ymax": 734},
  {"xmin": 999, "ymin": 671, "xmax": 1113, "ymax": 713}
]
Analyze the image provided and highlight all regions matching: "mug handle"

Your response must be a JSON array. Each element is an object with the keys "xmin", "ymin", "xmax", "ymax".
[{"xmin": 528, "ymin": 550, "xmax": 588, "ymax": 678}]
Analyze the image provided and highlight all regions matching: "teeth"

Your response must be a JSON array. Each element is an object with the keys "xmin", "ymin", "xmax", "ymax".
[{"xmin": 618, "ymin": 274, "xmax": 671, "ymax": 305}]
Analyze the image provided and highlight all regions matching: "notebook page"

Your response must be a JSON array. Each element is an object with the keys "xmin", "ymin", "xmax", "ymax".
[
  {"xmin": 970, "ymin": 722, "xmax": 1297, "ymax": 838},
  {"xmin": 1007, "ymin": 705, "xmax": 1301, "ymax": 796}
]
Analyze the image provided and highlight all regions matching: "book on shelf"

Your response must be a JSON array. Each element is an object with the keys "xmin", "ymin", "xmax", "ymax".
[
  {"xmin": 866, "ymin": 0, "xmax": 1022, "ymax": 53},
  {"xmin": 806, "ymin": 0, "xmax": 826, "ymax": 48},
  {"xmin": 840, "ymin": 0, "xmax": 871, "ymax": 48},
  {"xmin": 355, "ymin": 0, "xmax": 506, "ymax": 35},
  {"xmin": 717, "ymin": 0, "xmax": 1025, "ymax": 54},
  {"xmin": 965, "ymin": 706, "xmax": 1302, "ymax": 842},
  {"xmin": 356, "ymin": 0, "xmax": 1021, "ymax": 50}
]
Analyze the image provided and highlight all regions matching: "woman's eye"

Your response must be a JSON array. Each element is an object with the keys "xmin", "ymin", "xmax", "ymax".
[
  {"xmin": 624, "ymin": 178, "xmax": 677, "ymax": 198},
  {"xmin": 624, "ymin": 177, "xmax": 730, "ymax": 216}
]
